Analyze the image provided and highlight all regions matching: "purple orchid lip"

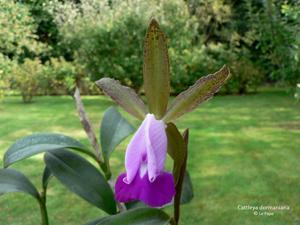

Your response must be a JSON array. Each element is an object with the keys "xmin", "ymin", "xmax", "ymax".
[
  {"xmin": 116, "ymin": 172, "xmax": 175, "ymax": 207},
  {"xmin": 115, "ymin": 114, "xmax": 176, "ymax": 207}
]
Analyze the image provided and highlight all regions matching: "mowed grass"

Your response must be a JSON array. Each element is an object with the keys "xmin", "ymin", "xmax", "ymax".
[{"xmin": 0, "ymin": 89, "xmax": 299, "ymax": 225}]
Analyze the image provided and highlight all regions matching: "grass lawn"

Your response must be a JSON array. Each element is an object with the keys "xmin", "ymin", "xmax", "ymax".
[{"xmin": 0, "ymin": 89, "xmax": 299, "ymax": 225}]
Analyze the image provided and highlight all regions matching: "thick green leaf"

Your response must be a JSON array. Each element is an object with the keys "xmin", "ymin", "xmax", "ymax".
[
  {"xmin": 180, "ymin": 171, "xmax": 194, "ymax": 204},
  {"xmin": 0, "ymin": 168, "xmax": 40, "ymax": 200},
  {"xmin": 96, "ymin": 78, "xmax": 148, "ymax": 120},
  {"xmin": 44, "ymin": 149, "xmax": 116, "ymax": 214},
  {"xmin": 3, "ymin": 133, "xmax": 94, "ymax": 167},
  {"xmin": 166, "ymin": 123, "xmax": 186, "ymax": 185},
  {"xmin": 85, "ymin": 218, "xmax": 106, "ymax": 225},
  {"xmin": 163, "ymin": 65, "xmax": 230, "ymax": 122},
  {"xmin": 143, "ymin": 19, "xmax": 170, "ymax": 119},
  {"xmin": 100, "ymin": 106, "xmax": 134, "ymax": 160},
  {"xmin": 85, "ymin": 208, "xmax": 170, "ymax": 225}
]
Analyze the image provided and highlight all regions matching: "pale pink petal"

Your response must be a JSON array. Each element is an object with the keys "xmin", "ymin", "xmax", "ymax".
[
  {"xmin": 124, "ymin": 114, "xmax": 148, "ymax": 183},
  {"xmin": 145, "ymin": 114, "xmax": 167, "ymax": 182}
]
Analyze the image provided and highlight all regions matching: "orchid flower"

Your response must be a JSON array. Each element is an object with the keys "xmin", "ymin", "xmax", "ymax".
[
  {"xmin": 115, "ymin": 114, "xmax": 175, "ymax": 207},
  {"xmin": 96, "ymin": 19, "xmax": 230, "ymax": 212}
]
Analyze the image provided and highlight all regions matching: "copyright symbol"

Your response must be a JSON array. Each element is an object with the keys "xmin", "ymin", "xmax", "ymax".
[{"xmin": 254, "ymin": 211, "xmax": 258, "ymax": 216}]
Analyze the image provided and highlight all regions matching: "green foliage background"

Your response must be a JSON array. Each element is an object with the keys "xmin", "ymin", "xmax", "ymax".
[{"xmin": 0, "ymin": 0, "xmax": 300, "ymax": 101}]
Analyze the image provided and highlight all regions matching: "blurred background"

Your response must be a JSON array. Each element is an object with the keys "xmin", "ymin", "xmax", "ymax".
[
  {"xmin": 0, "ymin": 0, "xmax": 299, "ymax": 225},
  {"xmin": 0, "ymin": 0, "xmax": 299, "ymax": 100}
]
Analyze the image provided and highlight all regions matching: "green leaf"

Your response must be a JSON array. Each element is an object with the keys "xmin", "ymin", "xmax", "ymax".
[
  {"xmin": 166, "ymin": 123, "xmax": 186, "ymax": 185},
  {"xmin": 100, "ymin": 106, "xmax": 134, "ymax": 161},
  {"xmin": 85, "ymin": 218, "xmax": 106, "ymax": 225},
  {"xmin": 163, "ymin": 65, "xmax": 230, "ymax": 122},
  {"xmin": 0, "ymin": 168, "xmax": 40, "ymax": 200},
  {"xmin": 180, "ymin": 171, "xmax": 194, "ymax": 204},
  {"xmin": 44, "ymin": 149, "xmax": 116, "ymax": 215},
  {"xmin": 85, "ymin": 208, "xmax": 170, "ymax": 225},
  {"xmin": 143, "ymin": 18, "xmax": 170, "ymax": 119},
  {"xmin": 96, "ymin": 78, "xmax": 148, "ymax": 120},
  {"xmin": 3, "ymin": 133, "xmax": 94, "ymax": 167}
]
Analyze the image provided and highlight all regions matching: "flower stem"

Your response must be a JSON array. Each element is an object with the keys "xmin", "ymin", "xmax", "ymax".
[
  {"xmin": 173, "ymin": 129, "xmax": 189, "ymax": 225},
  {"xmin": 39, "ymin": 192, "xmax": 49, "ymax": 225},
  {"xmin": 74, "ymin": 87, "xmax": 104, "ymax": 164},
  {"xmin": 173, "ymin": 159, "xmax": 187, "ymax": 224}
]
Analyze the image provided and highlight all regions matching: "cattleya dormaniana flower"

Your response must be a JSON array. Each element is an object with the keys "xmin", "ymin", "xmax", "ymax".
[
  {"xmin": 0, "ymin": 17, "xmax": 231, "ymax": 225},
  {"xmin": 115, "ymin": 114, "xmax": 175, "ymax": 207},
  {"xmin": 96, "ymin": 18, "xmax": 230, "ymax": 214}
]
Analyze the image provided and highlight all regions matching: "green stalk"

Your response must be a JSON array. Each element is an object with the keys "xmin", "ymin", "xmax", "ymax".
[
  {"xmin": 38, "ymin": 182, "xmax": 49, "ymax": 225},
  {"xmin": 173, "ymin": 129, "xmax": 189, "ymax": 225},
  {"xmin": 39, "ymin": 194, "xmax": 49, "ymax": 225}
]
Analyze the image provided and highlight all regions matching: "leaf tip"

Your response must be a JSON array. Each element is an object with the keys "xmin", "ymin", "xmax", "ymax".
[
  {"xmin": 182, "ymin": 129, "xmax": 189, "ymax": 140},
  {"xmin": 95, "ymin": 77, "xmax": 110, "ymax": 87},
  {"xmin": 148, "ymin": 18, "xmax": 160, "ymax": 29},
  {"xmin": 220, "ymin": 65, "xmax": 231, "ymax": 80}
]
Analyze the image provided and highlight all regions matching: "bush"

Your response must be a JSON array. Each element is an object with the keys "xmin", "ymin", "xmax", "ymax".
[
  {"xmin": 11, "ymin": 58, "xmax": 44, "ymax": 103},
  {"xmin": 226, "ymin": 58, "xmax": 263, "ymax": 94},
  {"xmin": 0, "ymin": 53, "xmax": 15, "ymax": 99},
  {"xmin": 0, "ymin": 0, "xmax": 49, "ymax": 101},
  {"xmin": 2, "ymin": 0, "xmax": 299, "ymax": 97},
  {"xmin": 42, "ymin": 57, "xmax": 99, "ymax": 95},
  {"xmin": 46, "ymin": 0, "xmax": 266, "ymax": 95},
  {"xmin": 42, "ymin": 57, "xmax": 76, "ymax": 95},
  {"xmin": 9, "ymin": 56, "xmax": 96, "ymax": 100},
  {"xmin": 47, "ymin": 0, "xmax": 201, "ymax": 92}
]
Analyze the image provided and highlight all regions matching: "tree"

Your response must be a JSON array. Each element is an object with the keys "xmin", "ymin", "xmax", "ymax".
[{"xmin": 0, "ymin": 0, "xmax": 45, "ymax": 60}]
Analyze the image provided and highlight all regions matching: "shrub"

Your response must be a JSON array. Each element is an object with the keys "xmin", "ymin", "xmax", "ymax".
[
  {"xmin": 0, "ymin": 53, "xmax": 15, "ymax": 99},
  {"xmin": 46, "ymin": 0, "xmax": 200, "ymax": 92},
  {"xmin": 0, "ymin": 0, "xmax": 48, "ymax": 101},
  {"xmin": 42, "ymin": 57, "xmax": 76, "ymax": 95},
  {"xmin": 227, "ymin": 58, "xmax": 263, "ymax": 94},
  {"xmin": 11, "ymin": 58, "xmax": 44, "ymax": 103},
  {"xmin": 42, "ymin": 57, "xmax": 99, "ymax": 95},
  {"xmin": 46, "ymin": 0, "xmax": 266, "ymax": 95}
]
